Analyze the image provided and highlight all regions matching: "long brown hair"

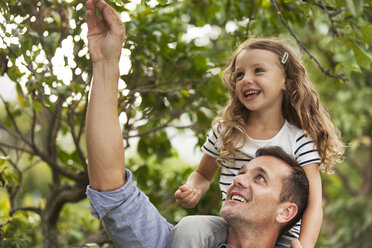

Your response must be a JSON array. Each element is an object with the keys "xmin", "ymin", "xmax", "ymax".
[{"xmin": 214, "ymin": 37, "xmax": 344, "ymax": 173}]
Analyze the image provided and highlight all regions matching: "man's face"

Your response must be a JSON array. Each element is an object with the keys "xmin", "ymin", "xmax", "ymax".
[{"xmin": 220, "ymin": 155, "xmax": 292, "ymax": 226}]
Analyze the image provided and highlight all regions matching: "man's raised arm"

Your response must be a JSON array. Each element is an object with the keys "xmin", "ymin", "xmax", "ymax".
[{"xmin": 85, "ymin": 0, "xmax": 126, "ymax": 191}]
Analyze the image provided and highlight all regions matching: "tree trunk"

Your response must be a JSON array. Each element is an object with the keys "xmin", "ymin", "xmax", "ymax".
[
  {"xmin": 42, "ymin": 217, "xmax": 59, "ymax": 248},
  {"xmin": 41, "ymin": 184, "xmax": 87, "ymax": 248}
]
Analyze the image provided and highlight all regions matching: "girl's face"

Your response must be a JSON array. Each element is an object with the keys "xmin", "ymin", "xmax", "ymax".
[{"xmin": 234, "ymin": 48, "xmax": 286, "ymax": 114}]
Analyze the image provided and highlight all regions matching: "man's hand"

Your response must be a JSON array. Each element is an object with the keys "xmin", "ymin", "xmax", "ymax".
[
  {"xmin": 175, "ymin": 184, "xmax": 202, "ymax": 208},
  {"xmin": 291, "ymin": 239, "xmax": 303, "ymax": 248},
  {"xmin": 86, "ymin": 0, "xmax": 125, "ymax": 63}
]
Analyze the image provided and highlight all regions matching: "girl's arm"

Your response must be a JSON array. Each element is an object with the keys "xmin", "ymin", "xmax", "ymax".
[
  {"xmin": 299, "ymin": 163, "xmax": 323, "ymax": 248},
  {"xmin": 175, "ymin": 154, "xmax": 219, "ymax": 208}
]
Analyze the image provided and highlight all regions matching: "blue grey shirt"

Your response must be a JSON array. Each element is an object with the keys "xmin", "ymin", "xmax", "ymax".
[
  {"xmin": 86, "ymin": 169, "xmax": 231, "ymax": 248},
  {"xmin": 86, "ymin": 169, "xmax": 174, "ymax": 248}
]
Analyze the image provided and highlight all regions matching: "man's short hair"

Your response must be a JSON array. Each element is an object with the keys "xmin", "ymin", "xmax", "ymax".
[{"xmin": 255, "ymin": 146, "xmax": 310, "ymax": 234}]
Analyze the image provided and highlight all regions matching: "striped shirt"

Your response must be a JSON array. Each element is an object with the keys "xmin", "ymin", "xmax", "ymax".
[
  {"xmin": 202, "ymin": 120, "xmax": 320, "ymax": 202},
  {"xmin": 202, "ymin": 120, "xmax": 320, "ymax": 241}
]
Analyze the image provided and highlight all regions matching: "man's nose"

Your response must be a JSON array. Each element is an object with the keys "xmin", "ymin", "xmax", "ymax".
[{"xmin": 233, "ymin": 173, "xmax": 250, "ymax": 188}]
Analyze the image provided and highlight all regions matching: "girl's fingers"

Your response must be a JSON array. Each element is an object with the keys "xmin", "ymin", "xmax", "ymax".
[
  {"xmin": 188, "ymin": 190, "xmax": 201, "ymax": 206},
  {"xmin": 182, "ymin": 189, "xmax": 200, "ymax": 207},
  {"xmin": 175, "ymin": 186, "xmax": 201, "ymax": 207},
  {"xmin": 175, "ymin": 186, "xmax": 191, "ymax": 199}
]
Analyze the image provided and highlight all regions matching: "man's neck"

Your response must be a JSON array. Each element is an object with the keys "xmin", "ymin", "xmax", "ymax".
[{"xmin": 225, "ymin": 223, "xmax": 279, "ymax": 248}]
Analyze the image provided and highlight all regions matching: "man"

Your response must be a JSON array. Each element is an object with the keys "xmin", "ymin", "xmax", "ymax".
[
  {"xmin": 167, "ymin": 147, "xmax": 309, "ymax": 248},
  {"xmin": 84, "ymin": 1, "xmax": 307, "ymax": 247}
]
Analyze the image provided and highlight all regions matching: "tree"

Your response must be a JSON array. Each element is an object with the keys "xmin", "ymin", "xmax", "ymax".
[{"xmin": 0, "ymin": 0, "xmax": 371, "ymax": 247}]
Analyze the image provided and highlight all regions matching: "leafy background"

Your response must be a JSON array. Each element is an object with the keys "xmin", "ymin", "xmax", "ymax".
[{"xmin": 0, "ymin": 0, "xmax": 371, "ymax": 247}]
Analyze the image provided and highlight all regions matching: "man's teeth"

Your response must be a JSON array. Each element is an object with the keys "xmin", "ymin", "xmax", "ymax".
[{"xmin": 231, "ymin": 195, "xmax": 247, "ymax": 203}]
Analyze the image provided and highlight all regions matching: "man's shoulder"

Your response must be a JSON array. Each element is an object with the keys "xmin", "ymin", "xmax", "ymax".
[{"xmin": 167, "ymin": 215, "xmax": 228, "ymax": 248}]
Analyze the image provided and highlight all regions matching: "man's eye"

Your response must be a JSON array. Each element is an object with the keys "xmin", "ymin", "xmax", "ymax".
[{"xmin": 256, "ymin": 175, "xmax": 265, "ymax": 183}]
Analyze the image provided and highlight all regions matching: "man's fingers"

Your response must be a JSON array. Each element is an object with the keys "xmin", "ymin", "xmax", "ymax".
[
  {"xmin": 96, "ymin": 2, "xmax": 121, "ymax": 27},
  {"xmin": 95, "ymin": 0, "xmax": 125, "ymax": 39},
  {"xmin": 86, "ymin": 0, "xmax": 97, "ymax": 29},
  {"xmin": 86, "ymin": 0, "xmax": 95, "ymax": 11},
  {"xmin": 86, "ymin": 10, "xmax": 97, "ymax": 29},
  {"xmin": 86, "ymin": 0, "xmax": 105, "ymax": 31}
]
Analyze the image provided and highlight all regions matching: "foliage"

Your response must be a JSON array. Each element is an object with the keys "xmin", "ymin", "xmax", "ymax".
[{"xmin": 0, "ymin": 0, "xmax": 371, "ymax": 247}]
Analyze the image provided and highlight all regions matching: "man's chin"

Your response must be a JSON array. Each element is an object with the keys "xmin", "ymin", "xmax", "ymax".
[{"xmin": 220, "ymin": 204, "xmax": 235, "ymax": 219}]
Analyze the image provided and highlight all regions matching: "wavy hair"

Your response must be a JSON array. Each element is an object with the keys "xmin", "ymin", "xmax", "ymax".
[{"xmin": 213, "ymin": 37, "xmax": 344, "ymax": 173}]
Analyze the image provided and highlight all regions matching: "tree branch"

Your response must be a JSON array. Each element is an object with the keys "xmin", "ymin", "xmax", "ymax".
[
  {"xmin": 301, "ymin": 0, "xmax": 336, "ymax": 11},
  {"xmin": 67, "ymin": 104, "xmax": 88, "ymax": 170},
  {"xmin": 245, "ymin": 0, "xmax": 255, "ymax": 37},
  {"xmin": 0, "ymin": 141, "xmax": 34, "ymax": 154},
  {"xmin": 334, "ymin": 167, "xmax": 359, "ymax": 196},
  {"xmin": 10, "ymin": 206, "xmax": 42, "ymax": 216},
  {"xmin": 0, "ymin": 95, "xmax": 33, "ymax": 147},
  {"xmin": 319, "ymin": 0, "xmax": 339, "ymax": 37},
  {"xmin": 270, "ymin": 0, "xmax": 348, "ymax": 82},
  {"xmin": 44, "ymin": 184, "xmax": 86, "ymax": 225}
]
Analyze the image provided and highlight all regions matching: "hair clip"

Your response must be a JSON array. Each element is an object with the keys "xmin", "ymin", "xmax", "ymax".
[{"xmin": 281, "ymin": 52, "xmax": 289, "ymax": 64}]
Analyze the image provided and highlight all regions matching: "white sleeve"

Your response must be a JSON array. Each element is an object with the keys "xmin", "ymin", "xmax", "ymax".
[
  {"xmin": 201, "ymin": 124, "xmax": 223, "ymax": 158},
  {"xmin": 293, "ymin": 132, "xmax": 321, "ymax": 166}
]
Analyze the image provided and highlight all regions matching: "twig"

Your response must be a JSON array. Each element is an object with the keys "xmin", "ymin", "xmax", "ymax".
[
  {"xmin": 0, "ymin": 95, "xmax": 33, "ymax": 147},
  {"xmin": 245, "ymin": 0, "xmax": 256, "ymax": 37},
  {"xmin": 67, "ymin": 104, "xmax": 88, "ymax": 170},
  {"xmin": 334, "ymin": 167, "xmax": 359, "ymax": 196},
  {"xmin": 10, "ymin": 206, "xmax": 42, "ymax": 216},
  {"xmin": 319, "ymin": 0, "xmax": 339, "ymax": 36},
  {"xmin": 301, "ymin": 0, "xmax": 336, "ymax": 11},
  {"xmin": 0, "ymin": 141, "xmax": 34, "ymax": 154},
  {"xmin": 270, "ymin": 0, "xmax": 348, "ymax": 82}
]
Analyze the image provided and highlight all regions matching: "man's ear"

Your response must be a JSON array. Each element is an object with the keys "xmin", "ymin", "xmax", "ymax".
[{"xmin": 276, "ymin": 202, "xmax": 298, "ymax": 224}]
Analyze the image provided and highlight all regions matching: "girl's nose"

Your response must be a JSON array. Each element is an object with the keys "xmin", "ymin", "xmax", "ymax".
[{"xmin": 242, "ymin": 73, "xmax": 253, "ymax": 85}]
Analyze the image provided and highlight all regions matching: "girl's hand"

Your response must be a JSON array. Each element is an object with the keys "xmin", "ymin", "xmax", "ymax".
[
  {"xmin": 86, "ymin": 0, "xmax": 126, "ymax": 63},
  {"xmin": 291, "ymin": 239, "xmax": 303, "ymax": 248},
  {"xmin": 174, "ymin": 184, "xmax": 202, "ymax": 208}
]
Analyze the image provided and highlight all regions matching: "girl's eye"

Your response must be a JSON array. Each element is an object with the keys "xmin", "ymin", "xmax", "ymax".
[
  {"xmin": 236, "ymin": 72, "xmax": 244, "ymax": 79},
  {"xmin": 254, "ymin": 68, "xmax": 264, "ymax": 73}
]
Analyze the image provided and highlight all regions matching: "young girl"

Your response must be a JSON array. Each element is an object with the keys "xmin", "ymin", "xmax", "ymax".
[{"xmin": 174, "ymin": 37, "xmax": 344, "ymax": 247}]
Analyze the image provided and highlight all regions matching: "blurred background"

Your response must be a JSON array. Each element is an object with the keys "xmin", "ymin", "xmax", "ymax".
[{"xmin": 0, "ymin": 0, "xmax": 371, "ymax": 247}]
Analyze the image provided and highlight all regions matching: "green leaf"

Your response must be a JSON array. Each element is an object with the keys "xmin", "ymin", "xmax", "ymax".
[
  {"xmin": 360, "ymin": 24, "xmax": 372, "ymax": 44},
  {"xmin": 351, "ymin": 43, "xmax": 371, "ymax": 69},
  {"xmin": 6, "ymin": 65, "xmax": 23, "ymax": 82},
  {"xmin": 95, "ymin": 7, "xmax": 103, "ymax": 20},
  {"xmin": 43, "ymin": 32, "xmax": 60, "ymax": 56},
  {"xmin": 32, "ymin": 100, "xmax": 43, "ymax": 113}
]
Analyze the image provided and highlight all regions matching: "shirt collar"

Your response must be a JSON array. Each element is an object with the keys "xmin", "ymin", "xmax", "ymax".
[{"xmin": 217, "ymin": 243, "xmax": 233, "ymax": 248}]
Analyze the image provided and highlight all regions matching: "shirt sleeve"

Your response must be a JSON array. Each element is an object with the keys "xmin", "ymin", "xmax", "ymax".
[
  {"xmin": 86, "ymin": 169, "xmax": 174, "ymax": 248},
  {"xmin": 201, "ymin": 123, "xmax": 223, "ymax": 158},
  {"xmin": 293, "ymin": 132, "xmax": 321, "ymax": 166}
]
